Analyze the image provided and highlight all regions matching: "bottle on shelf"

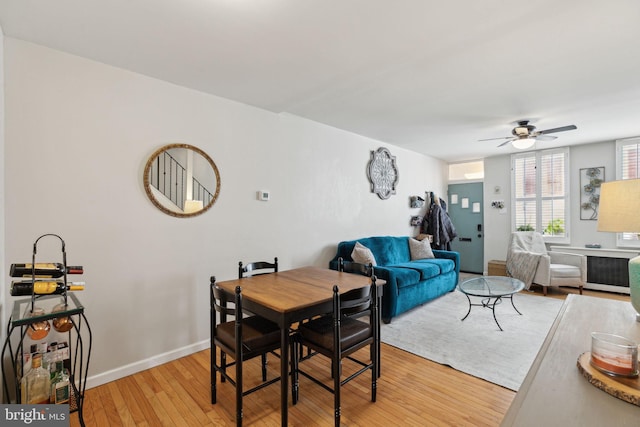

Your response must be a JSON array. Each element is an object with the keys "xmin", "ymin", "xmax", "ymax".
[
  {"xmin": 10, "ymin": 263, "xmax": 83, "ymax": 278},
  {"xmin": 17, "ymin": 344, "xmax": 37, "ymax": 382},
  {"xmin": 10, "ymin": 280, "xmax": 85, "ymax": 296},
  {"xmin": 49, "ymin": 360, "xmax": 70, "ymax": 404},
  {"xmin": 21, "ymin": 353, "xmax": 51, "ymax": 404},
  {"xmin": 48, "ymin": 342, "xmax": 70, "ymax": 404},
  {"xmin": 44, "ymin": 342, "xmax": 58, "ymax": 376}
]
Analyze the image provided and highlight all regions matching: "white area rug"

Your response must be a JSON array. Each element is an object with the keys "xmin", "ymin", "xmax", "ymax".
[{"xmin": 381, "ymin": 290, "xmax": 563, "ymax": 391}]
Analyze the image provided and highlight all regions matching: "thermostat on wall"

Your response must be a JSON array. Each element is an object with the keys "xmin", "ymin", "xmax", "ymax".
[{"xmin": 257, "ymin": 190, "xmax": 270, "ymax": 201}]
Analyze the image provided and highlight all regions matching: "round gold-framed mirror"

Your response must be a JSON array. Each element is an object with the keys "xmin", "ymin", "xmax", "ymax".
[{"xmin": 143, "ymin": 143, "xmax": 221, "ymax": 218}]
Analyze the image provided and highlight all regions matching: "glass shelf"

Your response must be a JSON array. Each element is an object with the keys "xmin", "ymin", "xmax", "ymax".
[{"xmin": 10, "ymin": 293, "xmax": 84, "ymax": 327}]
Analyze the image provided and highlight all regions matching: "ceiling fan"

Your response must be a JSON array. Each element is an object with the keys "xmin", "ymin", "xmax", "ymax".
[{"xmin": 480, "ymin": 120, "xmax": 577, "ymax": 149}]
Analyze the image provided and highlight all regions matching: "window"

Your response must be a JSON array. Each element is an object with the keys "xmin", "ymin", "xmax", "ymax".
[
  {"xmin": 511, "ymin": 148, "xmax": 570, "ymax": 243},
  {"xmin": 616, "ymin": 138, "xmax": 640, "ymax": 247},
  {"xmin": 448, "ymin": 160, "xmax": 484, "ymax": 181}
]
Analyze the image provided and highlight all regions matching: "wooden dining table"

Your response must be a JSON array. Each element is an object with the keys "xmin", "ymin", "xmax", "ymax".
[{"xmin": 214, "ymin": 266, "xmax": 380, "ymax": 426}]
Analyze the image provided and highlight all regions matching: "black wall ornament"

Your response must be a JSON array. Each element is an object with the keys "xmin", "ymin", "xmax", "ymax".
[{"xmin": 367, "ymin": 147, "xmax": 399, "ymax": 200}]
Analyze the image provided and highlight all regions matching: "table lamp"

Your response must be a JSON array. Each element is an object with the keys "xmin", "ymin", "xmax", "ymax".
[{"xmin": 597, "ymin": 178, "xmax": 640, "ymax": 321}]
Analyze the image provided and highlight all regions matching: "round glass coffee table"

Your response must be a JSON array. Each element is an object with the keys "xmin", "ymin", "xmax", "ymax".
[{"xmin": 458, "ymin": 276, "xmax": 525, "ymax": 331}]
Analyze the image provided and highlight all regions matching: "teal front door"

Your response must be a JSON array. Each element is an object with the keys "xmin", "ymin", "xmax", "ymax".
[{"xmin": 448, "ymin": 182, "xmax": 484, "ymax": 274}]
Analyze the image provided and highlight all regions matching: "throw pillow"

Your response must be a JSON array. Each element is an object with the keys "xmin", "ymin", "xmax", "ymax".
[
  {"xmin": 351, "ymin": 242, "xmax": 377, "ymax": 266},
  {"xmin": 409, "ymin": 237, "xmax": 435, "ymax": 260}
]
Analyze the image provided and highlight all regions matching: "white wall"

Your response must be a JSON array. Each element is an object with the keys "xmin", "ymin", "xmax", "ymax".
[
  {"xmin": 568, "ymin": 141, "xmax": 616, "ymax": 248},
  {"xmin": 2, "ymin": 38, "xmax": 447, "ymax": 387},
  {"xmin": 483, "ymin": 141, "xmax": 618, "ymax": 265},
  {"xmin": 0, "ymin": 23, "xmax": 6, "ymax": 396},
  {"xmin": 483, "ymin": 155, "xmax": 512, "ymax": 264}
]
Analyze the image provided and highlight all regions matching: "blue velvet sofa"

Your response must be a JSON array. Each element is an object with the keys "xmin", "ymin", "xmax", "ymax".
[{"xmin": 329, "ymin": 236, "xmax": 460, "ymax": 323}]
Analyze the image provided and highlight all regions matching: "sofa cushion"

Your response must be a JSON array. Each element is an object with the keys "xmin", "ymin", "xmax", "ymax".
[
  {"xmin": 351, "ymin": 242, "xmax": 377, "ymax": 266},
  {"xmin": 409, "ymin": 237, "xmax": 435, "ymax": 260},
  {"xmin": 413, "ymin": 258, "xmax": 456, "ymax": 274},
  {"xmin": 389, "ymin": 262, "xmax": 441, "ymax": 281},
  {"xmin": 375, "ymin": 266, "xmax": 421, "ymax": 290},
  {"xmin": 550, "ymin": 263, "xmax": 581, "ymax": 278}
]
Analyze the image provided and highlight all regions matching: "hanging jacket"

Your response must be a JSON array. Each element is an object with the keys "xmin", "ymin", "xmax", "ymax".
[{"xmin": 425, "ymin": 198, "xmax": 457, "ymax": 250}]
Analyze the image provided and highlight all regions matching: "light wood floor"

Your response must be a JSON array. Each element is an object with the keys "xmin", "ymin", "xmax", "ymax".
[{"xmin": 70, "ymin": 286, "xmax": 629, "ymax": 426}]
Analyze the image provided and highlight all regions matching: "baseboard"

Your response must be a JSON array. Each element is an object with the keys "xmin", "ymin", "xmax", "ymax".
[
  {"xmin": 84, "ymin": 340, "xmax": 210, "ymax": 390},
  {"xmin": 583, "ymin": 282, "xmax": 630, "ymax": 294}
]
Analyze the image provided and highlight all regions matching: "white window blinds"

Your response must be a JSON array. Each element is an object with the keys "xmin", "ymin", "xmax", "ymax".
[
  {"xmin": 620, "ymin": 140, "xmax": 639, "ymax": 180},
  {"xmin": 512, "ymin": 148, "xmax": 570, "ymax": 242},
  {"xmin": 616, "ymin": 138, "xmax": 640, "ymax": 246}
]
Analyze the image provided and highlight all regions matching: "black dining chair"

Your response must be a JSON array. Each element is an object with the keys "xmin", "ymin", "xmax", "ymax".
[
  {"xmin": 238, "ymin": 257, "xmax": 278, "ymax": 278},
  {"xmin": 297, "ymin": 258, "xmax": 376, "ymax": 363},
  {"xmin": 239, "ymin": 257, "xmax": 280, "ymax": 364},
  {"xmin": 291, "ymin": 277, "xmax": 379, "ymax": 427},
  {"xmin": 239, "ymin": 257, "xmax": 312, "ymax": 367},
  {"xmin": 337, "ymin": 257, "xmax": 381, "ymax": 377},
  {"xmin": 210, "ymin": 277, "xmax": 282, "ymax": 426},
  {"xmin": 338, "ymin": 256, "xmax": 372, "ymax": 277}
]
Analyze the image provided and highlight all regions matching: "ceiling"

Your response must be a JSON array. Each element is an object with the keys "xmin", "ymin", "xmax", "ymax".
[{"xmin": 2, "ymin": 0, "xmax": 640, "ymax": 162}]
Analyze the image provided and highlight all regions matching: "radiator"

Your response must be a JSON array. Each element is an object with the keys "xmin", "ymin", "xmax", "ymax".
[
  {"xmin": 587, "ymin": 256, "xmax": 629, "ymax": 287},
  {"xmin": 550, "ymin": 246, "xmax": 640, "ymax": 294}
]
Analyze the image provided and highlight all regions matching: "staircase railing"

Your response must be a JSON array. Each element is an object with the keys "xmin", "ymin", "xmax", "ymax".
[
  {"xmin": 149, "ymin": 150, "xmax": 213, "ymax": 211},
  {"xmin": 192, "ymin": 176, "xmax": 213, "ymax": 207}
]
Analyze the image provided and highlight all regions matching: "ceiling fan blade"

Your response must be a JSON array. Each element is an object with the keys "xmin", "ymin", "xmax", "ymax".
[
  {"xmin": 479, "ymin": 136, "xmax": 512, "ymax": 142},
  {"xmin": 497, "ymin": 138, "xmax": 515, "ymax": 147},
  {"xmin": 535, "ymin": 134, "xmax": 557, "ymax": 141},
  {"xmin": 538, "ymin": 125, "xmax": 577, "ymax": 134}
]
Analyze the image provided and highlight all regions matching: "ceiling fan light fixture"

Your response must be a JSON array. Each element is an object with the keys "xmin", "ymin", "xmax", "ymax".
[
  {"xmin": 483, "ymin": 120, "xmax": 577, "ymax": 149},
  {"xmin": 513, "ymin": 126, "xmax": 531, "ymax": 137},
  {"xmin": 512, "ymin": 137, "xmax": 536, "ymax": 149}
]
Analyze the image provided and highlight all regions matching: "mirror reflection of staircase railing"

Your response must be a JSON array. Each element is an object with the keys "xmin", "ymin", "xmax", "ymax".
[{"xmin": 148, "ymin": 150, "xmax": 213, "ymax": 211}]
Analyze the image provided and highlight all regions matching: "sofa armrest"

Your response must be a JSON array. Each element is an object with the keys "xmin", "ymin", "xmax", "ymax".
[
  {"xmin": 370, "ymin": 266, "xmax": 400, "ymax": 321},
  {"xmin": 433, "ymin": 249, "xmax": 459, "ymax": 264},
  {"xmin": 432, "ymin": 250, "xmax": 460, "ymax": 283},
  {"xmin": 533, "ymin": 254, "xmax": 551, "ymax": 285},
  {"xmin": 549, "ymin": 251, "xmax": 584, "ymax": 267},
  {"xmin": 549, "ymin": 251, "xmax": 587, "ymax": 281}
]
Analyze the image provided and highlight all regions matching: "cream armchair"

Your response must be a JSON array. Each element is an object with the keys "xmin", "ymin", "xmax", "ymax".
[{"xmin": 506, "ymin": 232, "xmax": 586, "ymax": 296}]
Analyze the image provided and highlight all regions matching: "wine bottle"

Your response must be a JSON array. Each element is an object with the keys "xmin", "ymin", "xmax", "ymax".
[
  {"xmin": 9, "ymin": 263, "xmax": 83, "ymax": 278},
  {"xmin": 10, "ymin": 280, "xmax": 85, "ymax": 296}
]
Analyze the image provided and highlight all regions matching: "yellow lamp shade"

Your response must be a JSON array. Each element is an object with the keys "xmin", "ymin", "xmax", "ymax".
[{"xmin": 597, "ymin": 178, "xmax": 640, "ymax": 321}]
